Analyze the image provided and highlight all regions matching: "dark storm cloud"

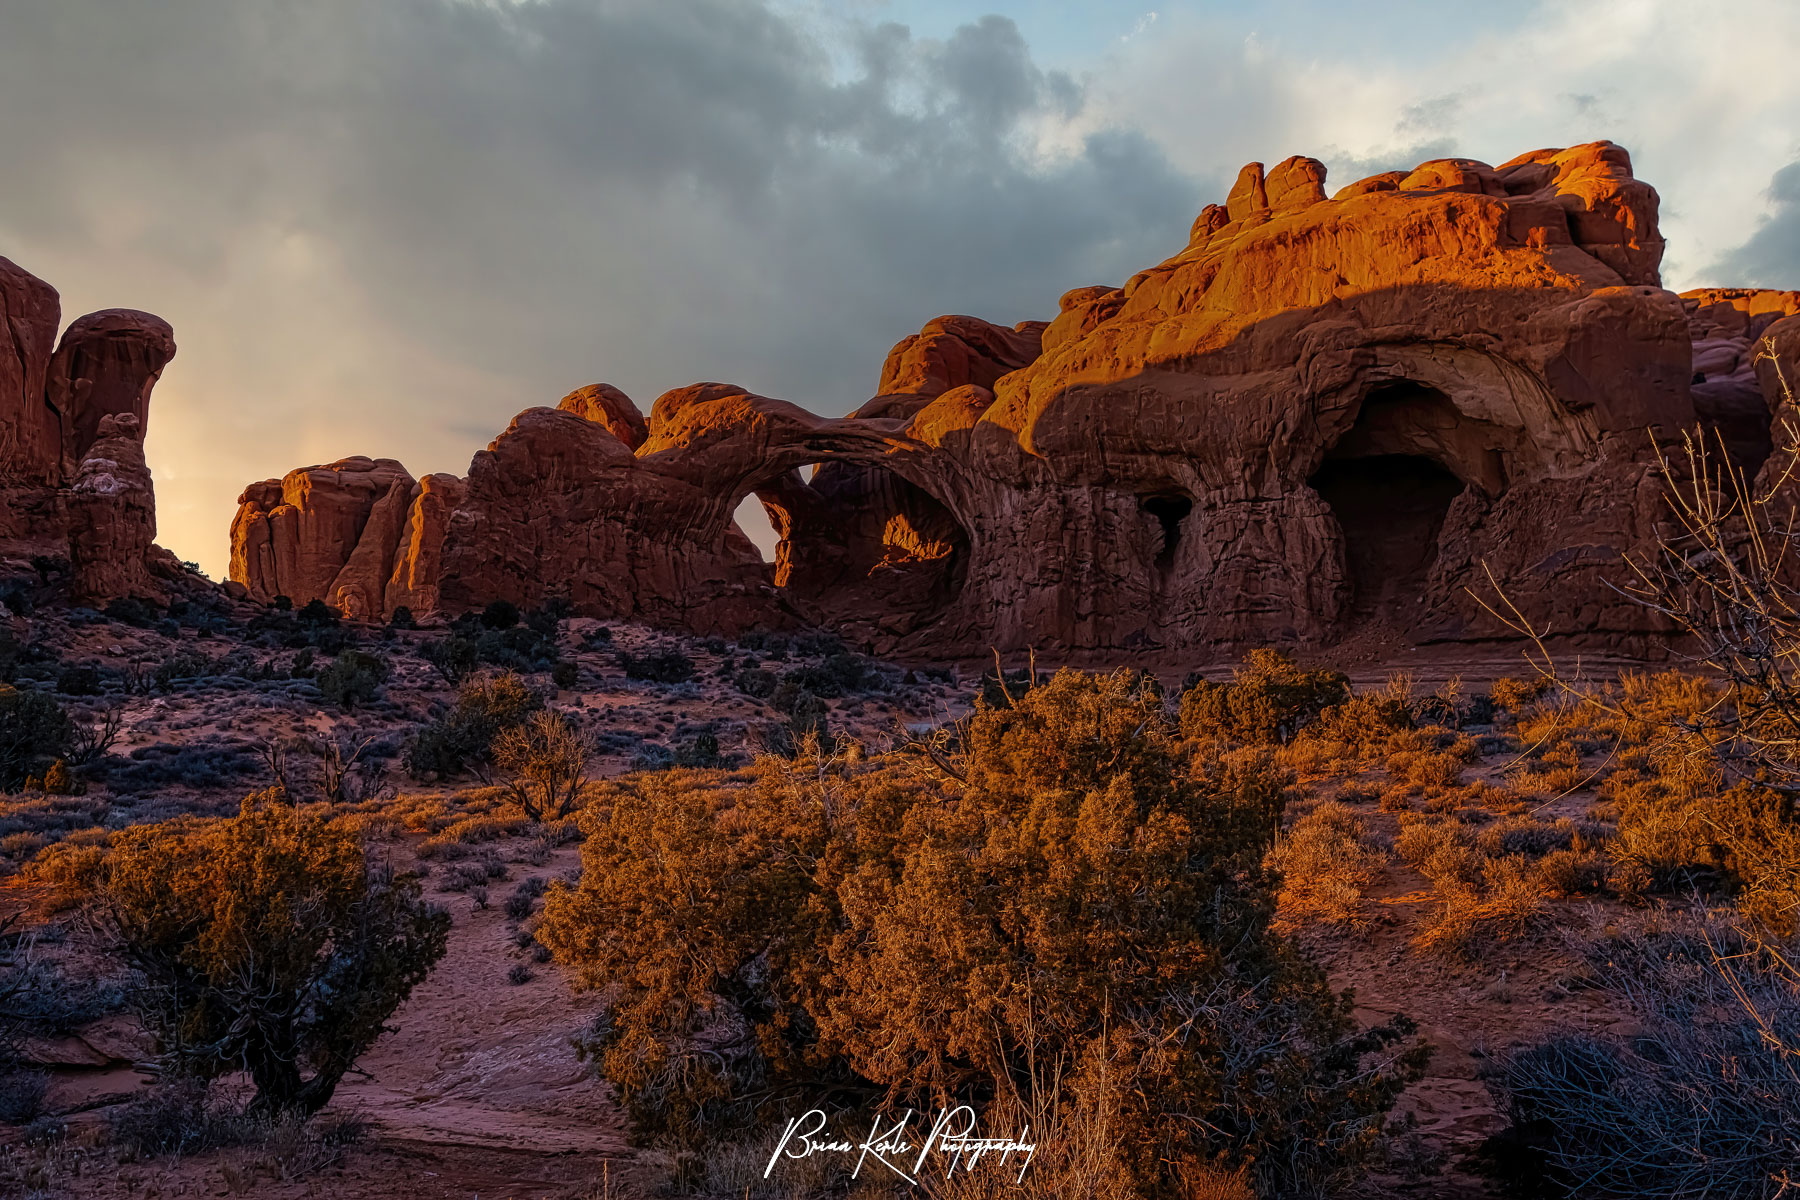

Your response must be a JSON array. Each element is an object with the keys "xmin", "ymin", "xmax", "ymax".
[
  {"xmin": 1714, "ymin": 161, "xmax": 1800, "ymax": 289},
  {"xmin": 0, "ymin": 0, "xmax": 1199, "ymax": 415}
]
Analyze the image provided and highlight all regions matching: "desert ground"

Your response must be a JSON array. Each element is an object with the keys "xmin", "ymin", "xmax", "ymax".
[{"xmin": 0, "ymin": 582, "xmax": 1764, "ymax": 1199}]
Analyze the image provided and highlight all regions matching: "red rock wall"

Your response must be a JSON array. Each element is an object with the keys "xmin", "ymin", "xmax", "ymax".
[{"xmin": 225, "ymin": 142, "xmax": 1769, "ymax": 658}]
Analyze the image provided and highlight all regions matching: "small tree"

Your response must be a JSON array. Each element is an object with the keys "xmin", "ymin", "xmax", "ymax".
[
  {"xmin": 315, "ymin": 650, "xmax": 389, "ymax": 712},
  {"xmin": 423, "ymin": 636, "xmax": 480, "ymax": 686},
  {"xmin": 405, "ymin": 670, "xmax": 542, "ymax": 780},
  {"xmin": 0, "ymin": 686, "xmax": 74, "ymax": 789},
  {"xmin": 89, "ymin": 796, "xmax": 448, "ymax": 1117},
  {"xmin": 493, "ymin": 710, "xmax": 593, "ymax": 821}
]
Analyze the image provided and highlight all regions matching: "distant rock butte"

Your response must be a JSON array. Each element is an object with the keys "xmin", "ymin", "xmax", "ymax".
[{"xmin": 0, "ymin": 257, "xmax": 177, "ymax": 602}]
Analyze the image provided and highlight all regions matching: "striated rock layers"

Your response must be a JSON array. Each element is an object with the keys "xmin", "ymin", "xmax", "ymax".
[
  {"xmin": 229, "ymin": 141, "xmax": 1798, "ymax": 656},
  {"xmin": 1, "ymin": 257, "xmax": 177, "ymax": 602}
]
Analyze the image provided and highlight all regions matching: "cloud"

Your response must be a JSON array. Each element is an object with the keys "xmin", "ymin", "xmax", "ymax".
[
  {"xmin": 0, "ymin": 0, "xmax": 1200, "ymax": 574},
  {"xmin": 6, "ymin": 0, "xmax": 1800, "ymax": 575},
  {"xmin": 1713, "ymin": 161, "xmax": 1800, "ymax": 289}
]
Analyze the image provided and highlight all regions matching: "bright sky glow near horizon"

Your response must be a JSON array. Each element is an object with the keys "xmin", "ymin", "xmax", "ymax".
[{"xmin": 2, "ymin": 0, "xmax": 1798, "ymax": 576}]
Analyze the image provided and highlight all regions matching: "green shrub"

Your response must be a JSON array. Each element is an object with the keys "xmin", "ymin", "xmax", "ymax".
[
  {"xmin": 296, "ymin": 599, "xmax": 338, "ymax": 628},
  {"xmin": 539, "ymin": 668, "xmax": 1425, "ymax": 1197},
  {"xmin": 618, "ymin": 647, "xmax": 694, "ymax": 684},
  {"xmin": 732, "ymin": 667, "xmax": 778, "ymax": 699},
  {"xmin": 1179, "ymin": 649, "xmax": 1350, "ymax": 744},
  {"xmin": 480, "ymin": 600, "xmax": 520, "ymax": 630},
  {"xmin": 0, "ymin": 686, "xmax": 73, "ymax": 789},
  {"xmin": 315, "ymin": 651, "xmax": 390, "ymax": 712},
  {"xmin": 423, "ymin": 636, "xmax": 479, "ymax": 685}
]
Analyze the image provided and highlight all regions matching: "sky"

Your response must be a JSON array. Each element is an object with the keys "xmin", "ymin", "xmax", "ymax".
[{"xmin": 2, "ymin": 0, "xmax": 1798, "ymax": 577}]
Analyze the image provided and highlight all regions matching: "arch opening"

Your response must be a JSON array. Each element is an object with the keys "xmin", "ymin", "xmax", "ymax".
[
  {"xmin": 1310, "ymin": 454, "xmax": 1462, "ymax": 622},
  {"xmin": 746, "ymin": 460, "xmax": 971, "ymax": 639}
]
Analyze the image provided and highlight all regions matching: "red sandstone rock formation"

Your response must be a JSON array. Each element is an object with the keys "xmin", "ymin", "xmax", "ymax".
[
  {"xmin": 226, "ymin": 141, "xmax": 1762, "ymax": 657},
  {"xmin": 0, "ymin": 256, "xmax": 177, "ymax": 600},
  {"xmin": 557, "ymin": 383, "xmax": 648, "ymax": 450},
  {"xmin": 230, "ymin": 458, "xmax": 417, "ymax": 619},
  {"xmin": 1681, "ymin": 288, "xmax": 1800, "ymax": 471}
]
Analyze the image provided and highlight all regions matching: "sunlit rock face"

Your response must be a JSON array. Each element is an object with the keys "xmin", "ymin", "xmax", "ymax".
[
  {"xmin": 0, "ymin": 256, "xmax": 176, "ymax": 602},
  {"xmin": 230, "ymin": 142, "xmax": 1752, "ymax": 656}
]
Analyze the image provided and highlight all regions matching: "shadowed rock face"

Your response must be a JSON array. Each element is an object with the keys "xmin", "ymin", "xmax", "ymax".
[
  {"xmin": 221, "ymin": 141, "xmax": 1791, "ymax": 655},
  {"xmin": 0, "ymin": 257, "xmax": 177, "ymax": 601}
]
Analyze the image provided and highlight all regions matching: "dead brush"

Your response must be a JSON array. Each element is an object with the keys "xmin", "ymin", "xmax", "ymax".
[
  {"xmin": 1266, "ymin": 800, "xmax": 1391, "ymax": 930},
  {"xmin": 1413, "ymin": 855, "xmax": 1549, "ymax": 961}
]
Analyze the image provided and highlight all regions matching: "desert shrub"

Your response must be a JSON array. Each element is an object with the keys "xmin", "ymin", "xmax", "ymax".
[
  {"xmin": 54, "ymin": 665, "xmax": 101, "ymax": 696},
  {"xmin": 977, "ymin": 665, "xmax": 1039, "ymax": 708},
  {"xmin": 104, "ymin": 596, "xmax": 161, "ymax": 628},
  {"xmin": 732, "ymin": 667, "xmax": 777, "ymax": 699},
  {"xmin": 296, "ymin": 598, "xmax": 338, "ymax": 628},
  {"xmin": 1307, "ymin": 689, "xmax": 1413, "ymax": 754},
  {"xmin": 405, "ymin": 671, "xmax": 542, "ymax": 780},
  {"xmin": 674, "ymin": 730, "xmax": 724, "ymax": 768},
  {"xmin": 1266, "ymin": 800, "xmax": 1389, "ymax": 929},
  {"xmin": 1486, "ymin": 919, "xmax": 1800, "ymax": 1198},
  {"xmin": 480, "ymin": 600, "xmax": 520, "ymax": 629},
  {"xmin": 416, "ymin": 814, "xmax": 530, "ymax": 855},
  {"xmin": 1386, "ymin": 746, "xmax": 1468, "ymax": 789},
  {"xmin": 88, "ymin": 796, "xmax": 449, "ymax": 1116},
  {"xmin": 315, "ymin": 650, "xmax": 389, "ymax": 712},
  {"xmin": 1412, "ymin": 852, "xmax": 1547, "ymax": 961},
  {"xmin": 388, "ymin": 605, "xmax": 416, "ymax": 630},
  {"xmin": 0, "ymin": 1068, "xmax": 47, "ymax": 1124},
  {"xmin": 110, "ymin": 1079, "xmax": 223, "ymax": 1157},
  {"xmin": 1535, "ymin": 848, "xmax": 1610, "ymax": 897},
  {"xmin": 779, "ymin": 654, "xmax": 878, "ymax": 700},
  {"xmin": 152, "ymin": 651, "xmax": 215, "ymax": 692},
  {"xmin": 0, "ymin": 686, "xmax": 73, "ymax": 790},
  {"xmin": 1179, "ymin": 649, "xmax": 1350, "ymax": 745},
  {"xmin": 551, "ymin": 660, "xmax": 579, "ymax": 689},
  {"xmin": 423, "ymin": 635, "xmax": 480, "ymax": 685},
  {"xmin": 1474, "ymin": 815, "xmax": 1577, "ymax": 859},
  {"xmin": 473, "ymin": 625, "xmax": 558, "ymax": 672},
  {"xmin": 493, "ymin": 710, "xmax": 594, "ymax": 821},
  {"xmin": 1604, "ymin": 763, "xmax": 1800, "ymax": 930},
  {"xmin": 618, "ymin": 647, "xmax": 695, "ymax": 684},
  {"xmin": 1489, "ymin": 676, "xmax": 1549, "ymax": 714},
  {"xmin": 539, "ymin": 668, "xmax": 1426, "ymax": 1197}
]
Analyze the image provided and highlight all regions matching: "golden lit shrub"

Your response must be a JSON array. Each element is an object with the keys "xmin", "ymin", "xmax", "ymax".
[
  {"xmin": 1178, "ymin": 650, "xmax": 1351, "ymax": 745},
  {"xmin": 88, "ymin": 795, "xmax": 449, "ymax": 1116},
  {"xmin": 1266, "ymin": 800, "xmax": 1390, "ymax": 929},
  {"xmin": 541, "ymin": 669, "xmax": 1425, "ymax": 1197}
]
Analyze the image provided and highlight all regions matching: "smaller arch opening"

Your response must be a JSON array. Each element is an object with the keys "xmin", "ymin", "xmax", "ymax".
[{"xmin": 1141, "ymin": 494, "xmax": 1193, "ymax": 571}]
